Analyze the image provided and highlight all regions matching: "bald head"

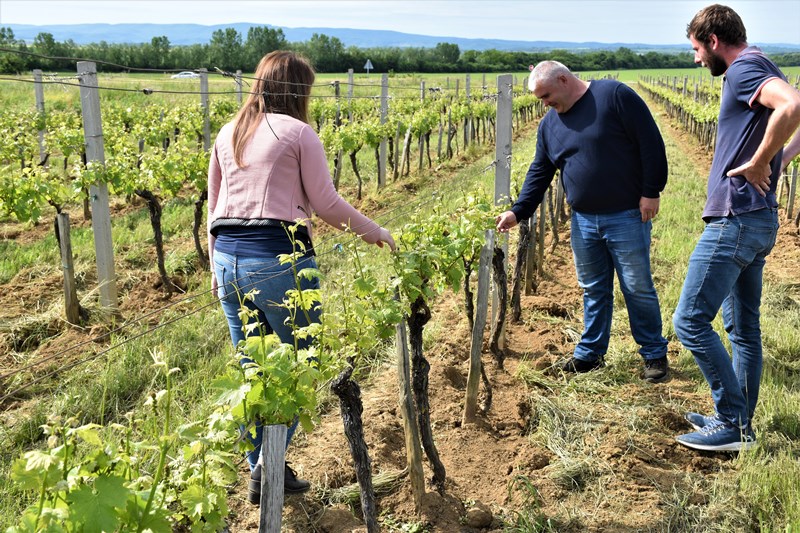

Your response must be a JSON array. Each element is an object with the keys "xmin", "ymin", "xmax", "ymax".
[
  {"xmin": 528, "ymin": 60, "xmax": 588, "ymax": 114},
  {"xmin": 528, "ymin": 61, "xmax": 573, "ymax": 93}
]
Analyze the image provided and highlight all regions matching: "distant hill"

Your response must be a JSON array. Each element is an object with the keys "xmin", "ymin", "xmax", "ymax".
[{"xmin": 7, "ymin": 22, "xmax": 799, "ymax": 54}]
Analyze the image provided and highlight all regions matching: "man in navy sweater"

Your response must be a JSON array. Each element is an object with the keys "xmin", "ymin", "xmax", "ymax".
[{"xmin": 496, "ymin": 60, "xmax": 669, "ymax": 382}]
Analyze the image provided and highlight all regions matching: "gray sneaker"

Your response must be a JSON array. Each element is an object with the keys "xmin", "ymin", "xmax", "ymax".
[
  {"xmin": 685, "ymin": 412, "xmax": 720, "ymax": 431},
  {"xmin": 642, "ymin": 356, "xmax": 669, "ymax": 383},
  {"xmin": 676, "ymin": 419, "xmax": 756, "ymax": 452}
]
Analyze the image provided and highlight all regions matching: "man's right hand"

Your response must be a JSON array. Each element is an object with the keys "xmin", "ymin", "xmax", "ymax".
[{"xmin": 495, "ymin": 211, "xmax": 518, "ymax": 233}]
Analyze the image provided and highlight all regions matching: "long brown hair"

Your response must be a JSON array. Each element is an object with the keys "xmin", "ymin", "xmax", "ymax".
[{"xmin": 232, "ymin": 50, "xmax": 315, "ymax": 167}]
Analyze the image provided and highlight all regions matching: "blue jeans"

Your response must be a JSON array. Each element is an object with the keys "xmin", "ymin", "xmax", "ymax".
[
  {"xmin": 570, "ymin": 209, "xmax": 667, "ymax": 362},
  {"xmin": 673, "ymin": 208, "xmax": 778, "ymax": 428},
  {"xmin": 213, "ymin": 249, "xmax": 321, "ymax": 469}
]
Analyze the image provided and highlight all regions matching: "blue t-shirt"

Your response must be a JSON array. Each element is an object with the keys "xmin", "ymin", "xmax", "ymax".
[
  {"xmin": 512, "ymin": 79, "xmax": 667, "ymax": 219},
  {"xmin": 704, "ymin": 47, "xmax": 785, "ymax": 219}
]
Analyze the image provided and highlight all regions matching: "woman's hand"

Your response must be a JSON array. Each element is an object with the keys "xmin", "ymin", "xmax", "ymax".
[{"xmin": 376, "ymin": 227, "xmax": 396, "ymax": 251}]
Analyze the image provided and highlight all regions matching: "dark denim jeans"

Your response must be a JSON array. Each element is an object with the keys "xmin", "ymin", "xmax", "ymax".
[
  {"xmin": 213, "ymin": 249, "xmax": 321, "ymax": 469},
  {"xmin": 570, "ymin": 209, "xmax": 668, "ymax": 362},
  {"xmin": 673, "ymin": 208, "xmax": 779, "ymax": 428}
]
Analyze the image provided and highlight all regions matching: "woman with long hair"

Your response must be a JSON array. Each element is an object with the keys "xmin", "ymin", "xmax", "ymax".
[{"xmin": 208, "ymin": 50, "xmax": 395, "ymax": 503}]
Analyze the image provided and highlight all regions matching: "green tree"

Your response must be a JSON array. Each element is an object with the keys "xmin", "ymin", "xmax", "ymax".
[
  {"xmin": 303, "ymin": 33, "xmax": 345, "ymax": 72},
  {"xmin": 209, "ymin": 27, "xmax": 243, "ymax": 71},
  {"xmin": 0, "ymin": 28, "xmax": 28, "ymax": 73},
  {"xmin": 434, "ymin": 42, "xmax": 460, "ymax": 63},
  {"xmin": 244, "ymin": 26, "xmax": 287, "ymax": 69},
  {"xmin": 146, "ymin": 36, "xmax": 171, "ymax": 68}
]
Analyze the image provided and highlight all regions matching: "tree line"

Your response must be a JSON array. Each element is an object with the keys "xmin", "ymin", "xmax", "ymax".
[{"xmin": 0, "ymin": 26, "xmax": 797, "ymax": 75}]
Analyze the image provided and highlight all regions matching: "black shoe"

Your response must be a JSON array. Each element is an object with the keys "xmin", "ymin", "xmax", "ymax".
[
  {"xmin": 248, "ymin": 462, "xmax": 311, "ymax": 504},
  {"xmin": 283, "ymin": 462, "xmax": 311, "ymax": 494},
  {"xmin": 561, "ymin": 356, "xmax": 604, "ymax": 373},
  {"xmin": 248, "ymin": 464, "xmax": 261, "ymax": 505},
  {"xmin": 642, "ymin": 356, "xmax": 669, "ymax": 383}
]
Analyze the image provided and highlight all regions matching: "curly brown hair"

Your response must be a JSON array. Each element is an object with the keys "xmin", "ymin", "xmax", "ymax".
[{"xmin": 686, "ymin": 4, "xmax": 747, "ymax": 46}]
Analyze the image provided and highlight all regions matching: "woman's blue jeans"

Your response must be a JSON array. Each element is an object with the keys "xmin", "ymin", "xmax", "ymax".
[
  {"xmin": 213, "ymin": 249, "xmax": 321, "ymax": 469},
  {"xmin": 673, "ymin": 208, "xmax": 779, "ymax": 428},
  {"xmin": 570, "ymin": 209, "xmax": 668, "ymax": 362}
]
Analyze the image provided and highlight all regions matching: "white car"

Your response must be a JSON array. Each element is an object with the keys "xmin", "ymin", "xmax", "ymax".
[{"xmin": 171, "ymin": 71, "xmax": 200, "ymax": 79}]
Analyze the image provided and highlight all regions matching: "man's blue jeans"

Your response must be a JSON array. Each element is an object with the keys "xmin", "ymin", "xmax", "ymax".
[
  {"xmin": 570, "ymin": 209, "xmax": 668, "ymax": 362},
  {"xmin": 213, "ymin": 249, "xmax": 321, "ymax": 469},
  {"xmin": 673, "ymin": 208, "xmax": 779, "ymax": 428}
]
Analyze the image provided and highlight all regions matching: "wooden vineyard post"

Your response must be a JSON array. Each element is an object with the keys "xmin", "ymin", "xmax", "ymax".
[
  {"xmin": 393, "ymin": 122, "xmax": 402, "ymax": 181},
  {"xmin": 77, "ymin": 61, "xmax": 118, "ymax": 313},
  {"xmin": 524, "ymin": 212, "xmax": 537, "ymax": 295},
  {"xmin": 464, "ymin": 74, "xmax": 471, "ymax": 148},
  {"xmin": 348, "ymin": 68, "xmax": 354, "ymax": 121},
  {"xmin": 400, "ymin": 124, "xmax": 412, "ymax": 178},
  {"xmin": 333, "ymin": 81, "xmax": 343, "ymax": 189},
  {"xmin": 32, "ymin": 69, "xmax": 46, "ymax": 165},
  {"xmin": 395, "ymin": 290, "xmax": 425, "ymax": 511},
  {"xmin": 379, "ymin": 73, "xmax": 388, "ymax": 189},
  {"xmin": 235, "ymin": 69, "xmax": 242, "ymax": 105},
  {"xmin": 493, "ymin": 74, "xmax": 512, "ymax": 351},
  {"xmin": 418, "ymin": 81, "xmax": 425, "ymax": 172},
  {"xmin": 787, "ymin": 166, "xmax": 798, "ymax": 221},
  {"xmin": 57, "ymin": 213, "xmax": 81, "ymax": 324},
  {"xmin": 258, "ymin": 424, "xmax": 287, "ymax": 533},
  {"xmin": 463, "ymin": 230, "xmax": 495, "ymax": 424},
  {"xmin": 537, "ymin": 201, "xmax": 546, "ymax": 276},
  {"xmin": 199, "ymin": 69, "xmax": 210, "ymax": 151}
]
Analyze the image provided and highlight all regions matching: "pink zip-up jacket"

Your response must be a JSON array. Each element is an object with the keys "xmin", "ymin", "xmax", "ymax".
[{"xmin": 207, "ymin": 114, "xmax": 383, "ymax": 260}]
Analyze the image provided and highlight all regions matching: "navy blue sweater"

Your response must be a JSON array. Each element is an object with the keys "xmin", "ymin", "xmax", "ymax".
[{"xmin": 511, "ymin": 80, "xmax": 667, "ymax": 220}]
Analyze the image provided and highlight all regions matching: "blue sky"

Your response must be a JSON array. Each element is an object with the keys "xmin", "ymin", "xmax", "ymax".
[{"xmin": 1, "ymin": 0, "xmax": 798, "ymax": 45}]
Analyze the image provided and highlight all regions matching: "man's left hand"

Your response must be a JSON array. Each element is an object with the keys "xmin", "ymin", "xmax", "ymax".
[{"xmin": 639, "ymin": 197, "xmax": 660, "ymax": 222}]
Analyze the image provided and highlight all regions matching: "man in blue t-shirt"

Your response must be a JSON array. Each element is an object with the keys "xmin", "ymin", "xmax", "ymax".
[
  {"xmin": 673, "ymin": 4, "xmax": 800, "ymax": 452},
  {"xmin": 496, "ymin": 61, "xmax": 670, "ymax": 383}
]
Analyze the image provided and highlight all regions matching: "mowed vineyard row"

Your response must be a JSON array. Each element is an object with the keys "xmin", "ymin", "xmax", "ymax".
[{"xmin": 1, "ymin": 65, "xmax": 799, "ymax": 532}]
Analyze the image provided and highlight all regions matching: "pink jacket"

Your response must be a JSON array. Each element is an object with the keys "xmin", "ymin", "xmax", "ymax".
[{"xmin": 207, "ymin": 114, "xmax": 382, "ymax": 258}]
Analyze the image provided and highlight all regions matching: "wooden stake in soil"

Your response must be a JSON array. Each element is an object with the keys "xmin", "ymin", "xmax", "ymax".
[
  {"xmin": 379, "ymin": 73, "xmax": 388, "ymax": 189},
  {"xmin": 57, "ymin": 213, "xmax": 82, "ymax": 324},
  {"xmin": 493, "ymin": 74, "xmax": 513, "ymax": 351},
  {"xmin": 77, "ymin": 61, "xmax": 118, "ymax": 313},
  {"xmin": 787, "ymin": 165, "xmax": 798, "ymax": 221},
  {"xmin": 463, "ymin": 230, "xmax": 494, "ymax": 424},
  {"xmin": 395, "ymin": 302, "xmax": 426, "ymax": 511},
  {"xmin": 524, "ymin": 213, "xmax": 537, "ymax": 296},
  {"xmin": 258, "ymin": 424, "xmax": 287, "ymax": 533}
]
